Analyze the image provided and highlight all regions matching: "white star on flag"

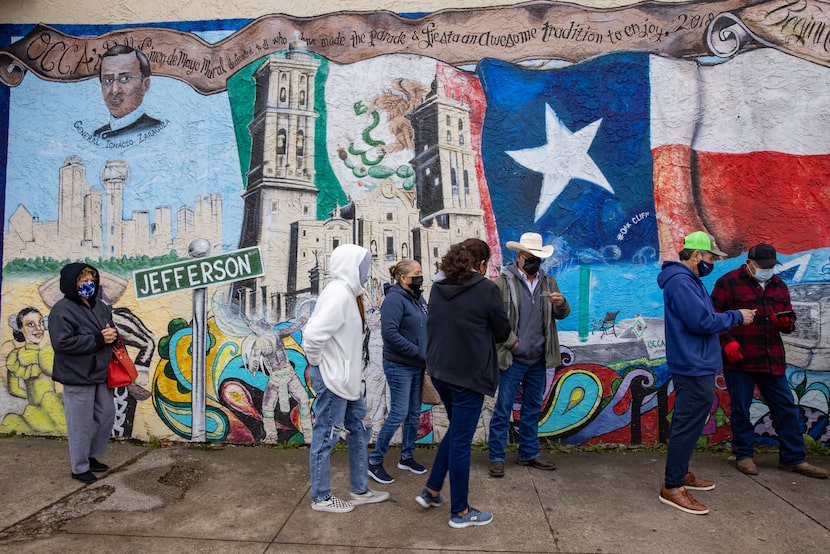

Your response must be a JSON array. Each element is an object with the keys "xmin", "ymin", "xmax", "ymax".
[{"xmin": 507, "ymin": 103, "xmax": 614, "ymax": 221}]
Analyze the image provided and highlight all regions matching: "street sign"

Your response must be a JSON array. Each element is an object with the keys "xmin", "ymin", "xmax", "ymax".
[{"xmin": 133, "ymin": 246, "xmax": 264, "ymax": 300}]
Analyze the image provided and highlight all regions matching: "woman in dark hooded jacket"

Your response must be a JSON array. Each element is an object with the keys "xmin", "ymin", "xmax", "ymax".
[
  {"xmin": 415, "ymin": 238, "xmax": 510, "ymax": 529},
  {"xmin": 49, "ymin": 263, "xmax": 118, "ymax": 484}
]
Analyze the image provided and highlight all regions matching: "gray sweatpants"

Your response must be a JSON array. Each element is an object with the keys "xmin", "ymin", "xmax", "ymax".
[{"xmin": 62, "ymin": 383, "xmax": 114, "ymax": 474}]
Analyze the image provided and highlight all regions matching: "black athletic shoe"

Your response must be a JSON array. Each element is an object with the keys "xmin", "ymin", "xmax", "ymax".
[
  {"xmin": 368, "ymin": 462, "xmax": 395, "ymax": 484},
  {"xmin": 89, "ymin": 457, "xmax": 109, "ymax": 472},
  {"xmin": 72, "ymin": 471, "xmax": 98, "ymax": 484}
]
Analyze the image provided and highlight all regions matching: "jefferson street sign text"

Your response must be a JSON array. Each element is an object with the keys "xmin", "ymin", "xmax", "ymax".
[{"xmin": 133, "ymin": 247, "xmax": 264, "ymax": 300}]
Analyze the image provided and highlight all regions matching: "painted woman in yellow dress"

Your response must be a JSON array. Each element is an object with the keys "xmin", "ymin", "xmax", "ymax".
[{"xmin": 1, "ymin": 307, "xmax": 66, "ymax": 434}]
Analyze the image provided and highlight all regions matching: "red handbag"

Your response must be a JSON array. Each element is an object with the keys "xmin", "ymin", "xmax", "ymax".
[{"xmin": 108, "ymin": 334, "xmax": 138, "ymax": 388}]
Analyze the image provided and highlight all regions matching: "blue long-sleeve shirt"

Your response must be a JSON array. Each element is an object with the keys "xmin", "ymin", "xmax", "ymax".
[{"xmin": 657, "ymin": 261, "xmax": 743, "ymax": 377}]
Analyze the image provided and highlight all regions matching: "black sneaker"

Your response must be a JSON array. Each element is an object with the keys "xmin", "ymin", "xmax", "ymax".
[
  {"xmin": 89, "ymin": 457, "xmax": 109, "ymax": 472},
  {"xmin": 72, "ymin": 471, "xmax": 98, "ymax": 484},
  {"xmin": 397, "ymin": 457, "xmax": 427, "ymax": 474},
  {"xmin": 368, "ymin": 463, "xmax": 395, "ymax": 484}
]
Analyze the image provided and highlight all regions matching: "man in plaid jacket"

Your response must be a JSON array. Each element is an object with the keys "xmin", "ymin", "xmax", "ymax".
[{"xmin": 711, "ymin": 243, "xmax": 828, "ymax": 479}]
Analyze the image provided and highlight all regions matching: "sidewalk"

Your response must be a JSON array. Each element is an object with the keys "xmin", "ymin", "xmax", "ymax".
[{"xmin": 1, "ymin": 436, "xmax": 828, "ymax": 553}]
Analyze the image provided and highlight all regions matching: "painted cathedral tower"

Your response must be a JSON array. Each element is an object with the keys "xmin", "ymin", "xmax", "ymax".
[
  {"xmin": 236, "ymin": 40, "xmax": 320, "ymax": 319},
  {"xmin": 407, "ymin": 78, "xmax": 484, "ymax": 267}
]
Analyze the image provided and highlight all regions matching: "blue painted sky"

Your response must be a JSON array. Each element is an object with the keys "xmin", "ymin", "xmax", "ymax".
[{"xmin": 4, "ymin": 30, "xmax": 244, "ymax": 250}]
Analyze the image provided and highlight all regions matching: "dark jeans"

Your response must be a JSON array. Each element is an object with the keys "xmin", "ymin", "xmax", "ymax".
[
  {"xmin": 425, "ymin": 376, "xmax": 484, "ymax": 515},
  {"xmin": 664, "ymin": 373, "xmax": 715, "ymax": 489},
  {"xmin": 489, "ymin": 358, "xmax": 546, "ymax": 462},
  {"xmin": 724, "ymin": 370, "xmax": 805, "ymax": 466}
]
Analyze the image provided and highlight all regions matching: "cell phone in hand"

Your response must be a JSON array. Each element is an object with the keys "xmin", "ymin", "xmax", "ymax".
[{"xmin": 776, "ymin": 310, "xmax": 795, "ymax": 319}]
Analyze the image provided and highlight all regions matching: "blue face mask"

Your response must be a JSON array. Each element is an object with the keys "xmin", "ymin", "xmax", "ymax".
[
  {"xmin": 751, "ymin": 265, "xmax": 775, "ymax": 282},
  {"xmin": 78, "ymin": 281, "xmax": 96, "ymax": 299},
  {"xmin": 697, "ymin": 260, "xmax": 714, "ymax": 277}
]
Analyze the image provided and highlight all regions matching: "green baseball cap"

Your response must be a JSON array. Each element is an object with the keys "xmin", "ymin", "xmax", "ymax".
[{"xmin": 683, "ymin": 231, "xmax": 727, "ymax": 256}]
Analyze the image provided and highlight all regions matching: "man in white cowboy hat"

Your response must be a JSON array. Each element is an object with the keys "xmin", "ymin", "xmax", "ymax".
[{"xmin": 488, "ymin": 232, "xmax": 569, "ymax": 477}]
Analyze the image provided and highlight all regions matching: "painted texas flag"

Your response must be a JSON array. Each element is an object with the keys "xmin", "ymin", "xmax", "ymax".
[
  {"xmin": 652, "ymin": 48, "xmax": 830, "ymax": 258},
  {"xmin": 479, "ymin": 49, "xmax": 830, "ymax": 264},
  {"xmin": 478, "ymin": 53, "xmax": 658, "ymax": 264}
]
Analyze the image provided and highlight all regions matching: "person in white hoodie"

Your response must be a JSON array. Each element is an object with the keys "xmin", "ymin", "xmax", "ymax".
[{"xmin": 304, "ymin": 244, "xmax": 390, "ymax": 513}]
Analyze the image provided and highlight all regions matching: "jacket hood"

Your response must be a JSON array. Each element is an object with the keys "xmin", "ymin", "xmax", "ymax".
[
  {"xmin": 330, "ymin": 244, "xmax": 371, "ymax": 297},
  {"xmin": 59, "ymin": 262, "xmax": 100, "ymax": 303},
  {"xmin": 657, "ymin": 260, "xmax": 697, "ymax": 289},
  {"xmin": 434, "ymin": 272, "xmax": 487, "ymax": 300}
]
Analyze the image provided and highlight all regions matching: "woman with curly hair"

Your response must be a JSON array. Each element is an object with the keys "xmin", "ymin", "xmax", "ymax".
[{"xmin": 415, "ymin": 238, "xmax": 510, "ymax": 528}]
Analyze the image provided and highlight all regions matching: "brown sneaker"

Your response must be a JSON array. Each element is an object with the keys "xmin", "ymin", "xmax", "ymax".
[
  {"xmin": 778, "ymin": 462, "xmax": 829, "ymax": 479},
  {"xmin": 684, "ymin": 471, "xmax": 715, "ymax": 491},
  {"xmin": 734, "ymin": 458, "xmax": 758, "ymax": 475},
  {"xmin": 489, "ymin": 461, "xmax": 505, "ymax": 478},
  {"xmin": 658, "ymin": 486, "xmax": 709, "ymax": 515}
]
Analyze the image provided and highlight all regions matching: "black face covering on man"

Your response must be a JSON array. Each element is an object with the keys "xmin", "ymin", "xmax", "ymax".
[{"xmin": 522, "ymin": 257, "xmax": 541, "ymax": 276}]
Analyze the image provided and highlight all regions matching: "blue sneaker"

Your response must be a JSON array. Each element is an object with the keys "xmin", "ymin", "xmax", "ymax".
[
  {"xmin": 398, "ymin": 457, "xmax": 427, "ymax": 474},
  {"xmin": 415, "ymin": 488, "xmax": 443, "ymax": 508},
  {"xmin": 368, "ymin": 463, "xmax": 395, "ymax": 484},
  {"xmin": 449, "ymin": 507, "xmax": 493, "ymax": 529}
]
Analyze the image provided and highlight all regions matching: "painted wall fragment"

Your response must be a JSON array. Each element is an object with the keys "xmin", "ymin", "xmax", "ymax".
[{"xmin": 2, "ymin": 0, "xmax": 829, "ymax": 448}]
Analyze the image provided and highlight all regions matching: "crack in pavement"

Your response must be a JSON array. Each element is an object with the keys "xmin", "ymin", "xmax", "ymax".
[
  {"xmin": 0, "ymin": 485, "xmax": 115, "ymax": 545},
  {"xmin": 0, "ymin": 449, "xmax": 206, "ymax": 546}
]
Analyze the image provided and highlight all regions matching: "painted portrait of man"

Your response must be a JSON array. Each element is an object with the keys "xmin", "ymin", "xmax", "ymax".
[{"xmin": 94, "ymin": 45, "xmax": 162, "ymax": 139}]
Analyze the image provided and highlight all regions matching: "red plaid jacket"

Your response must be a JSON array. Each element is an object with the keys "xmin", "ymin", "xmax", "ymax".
[{"xmin": 710, "ymin": 264, "xmax": 793, "ymax": 375}]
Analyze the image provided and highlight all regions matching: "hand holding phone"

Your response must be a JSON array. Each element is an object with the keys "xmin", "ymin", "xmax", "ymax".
[{"xmin": 771, "ymin": 310, "xmax": 795, "ymax": 331}]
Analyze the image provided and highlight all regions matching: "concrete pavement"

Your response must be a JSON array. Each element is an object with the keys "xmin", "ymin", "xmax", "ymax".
[{"xmin": 1, "ymin": 436, "xmax": 828, "ymax": 553}]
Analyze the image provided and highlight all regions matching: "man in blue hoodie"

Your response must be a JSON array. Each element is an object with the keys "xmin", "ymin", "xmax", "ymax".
[{"xmin": 656, "ymin": 231, "xmax": 755, "ymax": 515}]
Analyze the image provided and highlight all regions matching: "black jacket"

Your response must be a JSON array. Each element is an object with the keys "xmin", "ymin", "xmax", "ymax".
[
  {"xmin": 426, "ymin": 273, "xmax": 510, "ymax": 396},
  {"xmin": 49, "ymin": 263, "xmax": 115, "ymax": 385}
]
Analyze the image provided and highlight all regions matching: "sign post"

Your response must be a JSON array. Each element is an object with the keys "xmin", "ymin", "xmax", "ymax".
[
  {"xmin": 133, "ymin": 245, "xmax": 264, "ymax": 442},
  {"xmin": 187, "ymin": 239, "xmax": 210, "ymax": 443}
]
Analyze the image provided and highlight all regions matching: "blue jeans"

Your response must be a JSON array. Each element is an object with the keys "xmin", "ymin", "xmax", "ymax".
[
  {"xmin": 489, "ymin": 359, "xmax": 546, "ymax": 462},
  {"xmin": 308, "ymin": 365, "xmax": 371, "ymax": 502},
  {"xmin": 664, "ymin": 373, "xmax": 715, "ymax": 489},
  {"xmin": 425, "ymin": 377, "xmax": 484, "ymax": 515},
  {"xmin": 724, "ymin": 370, "xmax": 805, "ymax": 466},
  {"xmin": 369, "ymin": 360, "xmax": 423, "ymax": 465}
]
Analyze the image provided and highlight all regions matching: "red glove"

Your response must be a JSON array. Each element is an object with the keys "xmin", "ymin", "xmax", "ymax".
[
  {"xmin": 723, "ymin": 341, "xmax": 744, "ymax": 364},
  {"xmin": 770, "ymin": 313, "xmax": 795, "ymax": 332}
]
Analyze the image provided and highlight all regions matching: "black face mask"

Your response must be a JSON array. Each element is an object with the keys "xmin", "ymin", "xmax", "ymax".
[
  {"xmin": 522, "ymin": 256, "xmax": 541, "ymax": 276},
  {"xmin": 408, "ymin": 276, "xmax": 424, "ymax": 295},
  {"xmin": 697, "ymin": 259, "xmax": 714, "ymax": 277}
]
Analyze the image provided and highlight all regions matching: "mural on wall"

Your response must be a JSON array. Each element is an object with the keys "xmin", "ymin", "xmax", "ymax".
[{"xmin": 1, "ymin": 0, "xmax": 829, "ymax": 448}]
